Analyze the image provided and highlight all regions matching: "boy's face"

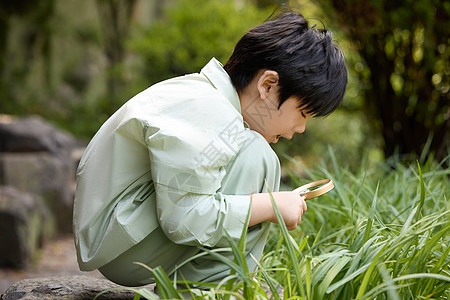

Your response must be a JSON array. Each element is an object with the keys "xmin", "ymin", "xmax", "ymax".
[{"xmin": 243, "ymin": 95, "xmax": 312, "ymax": 144}]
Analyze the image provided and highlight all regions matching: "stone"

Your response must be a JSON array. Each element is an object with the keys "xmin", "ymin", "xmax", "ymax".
[
  {"xmin": 0, "ymin": 153, "xmax": 73, "ymax": 233},
  {"xmin": 0, "ymin": 275, "xmax": 155, "ymax": 300},
  {"xmin": 0, "ymin": 115, "xmax": 86, "ymax": 233},
  {"xmin": 0, "ymin": 115, "xmax": 83, "ymax": 157},
  {"xmin": 0, "ymin": 186, "xmax": 54, "ymax": 269}
]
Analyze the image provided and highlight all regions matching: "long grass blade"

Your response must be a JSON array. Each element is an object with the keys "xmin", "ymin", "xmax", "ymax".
[
  {"xmin": 266, "ymin": 181, "xmax": 306, "ymax": 299},
  {"xmin": 414, "ymin": 161, "xmax": 426, "ymax": 222},
  {"xmin": 362, "ymin": 183, "xmax": 379, "ymax": 245},
  {"xmin": 316, "ymin": 255, "xmax": 352, "ymax": 299},
  {"xmin": 355, "ymin": 242, "xmax": 388, "ymax": 299},
  {"xmin": 251, "ymin": 253, "xmax": 281, "ymax": 300}
]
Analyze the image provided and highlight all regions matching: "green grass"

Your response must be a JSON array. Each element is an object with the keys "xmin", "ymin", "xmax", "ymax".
[{"xmin": 98, "ymin": 152, "xmax": 450, "ymax": 299}]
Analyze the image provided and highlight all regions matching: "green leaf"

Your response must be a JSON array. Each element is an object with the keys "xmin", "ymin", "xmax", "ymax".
[
  {"xmin": 152, "ymin": 266, "xmax": 182, "ymax": 299},
  {"xmin": 355, "ymin": 242, "xmax": 389, "ymax": 299},
  {"xmin": 250, "ymin": 253, "xmax": 281, "ymax": 300},
  {"xmin": 305, "ymin": 256, "xmax": 312, "ymax": 299},
  {"xmin": 317, "ymin": 255, "xmax": 352, "ymax": 298},
  {"xmin": 414, "ymin": 161, "xmax": 426, "ymax": 222},
  {"xmin": 362, "ymin": 183, "xmax": 379, "ymax": 245},
  {"xmin": 266, "ymin": 181, "xmax": 306, "ymax": 299},
  {"xmin": 407, "ymin": 223, "xmax": 450, "ymax": 274}
]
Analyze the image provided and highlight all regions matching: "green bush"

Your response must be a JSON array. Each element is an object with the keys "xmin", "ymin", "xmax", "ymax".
[{"xmin": 129, "ymin": 0, "xmax": 273, "ymax": 85}]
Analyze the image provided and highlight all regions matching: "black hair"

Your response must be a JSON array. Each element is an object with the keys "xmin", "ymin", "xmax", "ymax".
[{"xmin": 224, "ymin": 11, "xmax": 348, "ymax": 117}]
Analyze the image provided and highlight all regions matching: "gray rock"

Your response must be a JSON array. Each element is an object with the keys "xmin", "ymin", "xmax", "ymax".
[
  {"xmin": 0, "ymin": 115, "xmax": 86, "ymax": 233},
  {"xmin": 0, "ymin": 186, "xmax": 54, "ymax": 268},
  {"xmin": 0, "ymin": 275, "xmax": 155, "ymax": 300},
  {"xmin": 0, "ymin": 153, "xmax": 74, "ymax": 233},
  {"xmin": 0, "ymin": 115, "xmax": 83, "ymax": 157}
]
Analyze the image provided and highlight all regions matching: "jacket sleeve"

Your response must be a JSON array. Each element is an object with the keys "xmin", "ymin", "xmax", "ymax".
[
  {"xmin": 145, "ymin": 118, "xmax": 252, "ymax": 247},
  {"xmin": 155, "ymin": 183, "xmax": 251, "ymax": 247}
]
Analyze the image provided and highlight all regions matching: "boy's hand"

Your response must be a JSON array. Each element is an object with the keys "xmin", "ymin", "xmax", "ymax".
[
  {"xmin": 270, "ymin": 192, "xmax": 307, "ymax": 230},
  {"xmin": 249, "ymin": 192, "xmax": 307, "ymax": 230}
]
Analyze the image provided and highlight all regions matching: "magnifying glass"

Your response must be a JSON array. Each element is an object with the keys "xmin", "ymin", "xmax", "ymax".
[{"xmin": 292, "ymin": 179, "xmax": 334, "ymax": 200}]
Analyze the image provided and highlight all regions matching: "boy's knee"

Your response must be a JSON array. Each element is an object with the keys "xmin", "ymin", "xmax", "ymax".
[
  {"xmin": 223, "ymin": 130, "xmax": 280, "ymax": 193},
  {"xmin": 240, "ymin": 131, "xmax": 280, "ymax": 171}
]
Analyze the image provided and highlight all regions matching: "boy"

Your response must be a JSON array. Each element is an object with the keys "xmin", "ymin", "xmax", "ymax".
[{"xmin": 73, "ymin": 11, "xmax": 347, "ymax": 286}]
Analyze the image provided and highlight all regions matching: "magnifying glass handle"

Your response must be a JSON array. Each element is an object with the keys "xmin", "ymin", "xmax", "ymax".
[{"xmin": 293, "ymin": 179, "xmax": 334, "ymax": 200}]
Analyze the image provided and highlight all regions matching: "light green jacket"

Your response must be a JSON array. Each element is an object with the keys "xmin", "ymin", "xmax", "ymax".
[{"xmin": 73, "ymin": 58, "xmax": 256, "ymax": 271}]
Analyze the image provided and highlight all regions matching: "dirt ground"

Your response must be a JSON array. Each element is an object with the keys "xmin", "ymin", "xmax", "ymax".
[{"xmin": 0, "ymin": 234, "xmax": 103, "ymax": 294}]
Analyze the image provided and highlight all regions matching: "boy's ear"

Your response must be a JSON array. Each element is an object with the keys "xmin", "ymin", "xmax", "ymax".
[{"xmin": 257, "ymin": 70, "xmax": 279, "ymax": 100}]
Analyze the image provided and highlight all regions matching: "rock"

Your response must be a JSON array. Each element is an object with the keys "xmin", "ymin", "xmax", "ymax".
[
  {"xmin": 0, "ymin": 275, "xmax": 155, "ymax": 300},
  {"xmin": 0, "ymin": 115, "xmax": 83, "ymax": 157},
  {"xmin": 0, "ymin": 153, "xmax": 73, "ymax": 233},
  {"xmin": 0, "ymin": 115, "xmax": 86, "ymax": 233},
  {"xmin": 0, "ymin": 186, "xmax": 54, "ymax": 269}
]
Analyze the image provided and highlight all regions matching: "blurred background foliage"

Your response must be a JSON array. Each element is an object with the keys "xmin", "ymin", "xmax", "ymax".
[{"xmin": 0, "ymin": 0, "xmax": 448, "ymax": 180}]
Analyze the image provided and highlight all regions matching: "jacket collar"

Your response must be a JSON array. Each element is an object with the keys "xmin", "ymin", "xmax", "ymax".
[{"xmin": 200, "ymin": 58, "xmax": 242, "ymax": 114}]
